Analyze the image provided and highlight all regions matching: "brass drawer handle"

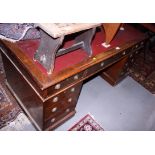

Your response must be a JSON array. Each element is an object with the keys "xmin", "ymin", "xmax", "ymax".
[
  {"xmin": 71, "ymin": 87, "xmax": 75, "ymax": 92},
  {"xmin": 66, "ymin": 108, "xmax": 70, "ymax": 113},
  {"xmin": 135, "ymin": 44, "xmax": 139, "ymax": 48},
  {"xmin": 129, "ymin": 54, "xmax": 133, "ymax": 58},
  {"xmin": 74, "ymin": 75, "xmax": 79, "ymax": 80},
  {"xmin": 141, "ymin": 41, "xmax": 144, "ymax": 45},
  {"xmin": 135, "ymin": 50, "xmax": 139, "ymax": 54},
  {"xmin": 51, "ymin": 107, "xmax": 57, "ymax": 113},
  {"xmin": 55, "ymin": 83, "xmax": 61, "ymax": 90},
  {"xmin": 53, "ymin": 96, "xmax": 58, "ymax": 102},
  {"xmin": 68, "ymin": 98, "xmax": 72, "ymax": 102},
  {"xmin": 100, "ymin": 62, "xmax": 104, "ymax": 67},
  {"xmin": 122, "ymin": 51, "xmax": 126, "ymax": 55},
  {"xmin": 51, "ymin": 118, "xmax": 55, "ymax": 123}
]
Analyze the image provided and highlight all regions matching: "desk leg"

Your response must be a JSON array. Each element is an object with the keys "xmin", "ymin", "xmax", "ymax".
[
  {"xmin": 75, "ymin": 27, "xmax": 96, "ymax": 56},
  {"xmin": 34, "ymin": 29, "xmax": 64, "ymax": 74}
]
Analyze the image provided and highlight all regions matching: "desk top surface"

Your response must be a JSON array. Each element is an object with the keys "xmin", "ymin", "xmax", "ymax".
[{"xmin": 0, "ymin": 24, "xmax": 146, "ymax": 89}]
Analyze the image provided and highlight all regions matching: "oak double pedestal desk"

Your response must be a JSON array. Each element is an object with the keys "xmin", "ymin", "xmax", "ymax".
[{"xmin": 0, "ymin": 24, "xmax": 147, "ymax": 130}]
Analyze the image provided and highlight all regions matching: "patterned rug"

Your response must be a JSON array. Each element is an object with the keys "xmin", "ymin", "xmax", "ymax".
[
  {"xmin": 68, "ymin": 114, "xmax": 104, "ymax": 131},
  {"xmin": 0, "ymin": 23, "xmax": 40, "ymax": 42},
  {"xmin": 129, "ymin": 50, "xmax": 155, "ymax": 94},
  {"xmin": 0, "ymin": 76, "xmax": 22, "ymax": 129}
]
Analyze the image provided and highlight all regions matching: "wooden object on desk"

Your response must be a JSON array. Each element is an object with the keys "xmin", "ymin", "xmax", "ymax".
[
  {"xmin": 103, "ymin": 23, "xmax": 121, "ymax": 45},
  {"xmin": 34, "ymin": 23, "xmax": 101, "ymax": 74}
]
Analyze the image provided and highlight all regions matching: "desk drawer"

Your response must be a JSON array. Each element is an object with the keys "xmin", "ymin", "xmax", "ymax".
[
  {"xmin": 46, "ymin": 71, "xmax": 85, "ymax": 97},
  {"xmin": 43, "ymin": 106, "xmax": 75, "ymax": 130}
]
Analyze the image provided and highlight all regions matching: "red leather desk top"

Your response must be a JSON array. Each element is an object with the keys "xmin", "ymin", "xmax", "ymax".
[{"xmin": 17, "ymin": 24, "xmax": 145, "ymax": 75}]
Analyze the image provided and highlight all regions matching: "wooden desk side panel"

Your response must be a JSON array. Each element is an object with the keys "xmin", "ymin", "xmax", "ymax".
[{"xmin": 1, "ymin": 53, "xmax": 43, "ymax": 130}]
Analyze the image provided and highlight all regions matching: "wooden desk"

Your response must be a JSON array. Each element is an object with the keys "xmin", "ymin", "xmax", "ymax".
[{"xmin": 0, "ymin": 24, "xmax": 146, "ymax": 130}]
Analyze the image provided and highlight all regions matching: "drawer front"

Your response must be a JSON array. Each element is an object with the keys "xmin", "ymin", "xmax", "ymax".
[
  {"xmin": 43, "ymin": 106, "xmax": 75, "ymax": 130},
  {"xmin": 85, "ymin": 48, "xmax": 131, "ymax": 78},
  {"xmin": 44, "ymin": 102, "xmax": 64, "ymax": 120},
  {"xmin": 132, "ymin": 40, "xmax": 145, "ymax": 51},
  {"xmin": 44, "ymin": 82, "xmax": 83, "ymax": 120},
  {"xmin": 128, "ymin": 48, "xmax": 143, "ymax": 66},
  {"xmin": 46, "ymin": 71, "xmax": 85, "ymax": 97},
  {"xmin": 119, "ymin": 44, "xmax": 144, "ymax": 78},
  {"xmin": 85, "ymin": 61, "xmax": 106, "ymax": 77}
]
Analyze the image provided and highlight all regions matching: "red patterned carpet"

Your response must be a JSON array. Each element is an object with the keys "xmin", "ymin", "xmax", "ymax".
[
  {"xmin": 68, "ymin": 114, "xmax": 104, "ymax": 131},
  {"xmin": 0, "ymin": 78, "xmax": 22, "ymax": 129}
]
